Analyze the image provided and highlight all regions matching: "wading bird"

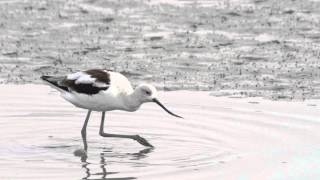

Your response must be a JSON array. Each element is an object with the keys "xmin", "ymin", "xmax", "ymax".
[{"xmin": 41, "ymin": 69, "xmax": 182, "ymax": 151}]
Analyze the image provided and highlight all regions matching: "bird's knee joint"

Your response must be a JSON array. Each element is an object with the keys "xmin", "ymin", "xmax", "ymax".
[{"xmin": 81, "ymin": 130, "xmax": 86, "ymax": 136}]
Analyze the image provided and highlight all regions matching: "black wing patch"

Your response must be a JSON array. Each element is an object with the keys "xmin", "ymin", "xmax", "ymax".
[
  {"xmin": 62, "ymin": 79, "xmax": 109, "ymax": 95},
  {"xmin": 41, "ymin": 75, "xmax": 69, "ymax": 92},
  {"xmin": 62, "ymin": 69, "xmax": 110, "ymax": 95},
  {"xmin": 85, "ymin": 69, "xmax": 110, "ymax": 84},
  {"xmin": 42, "ymin": 69, "xmax": 111, "ymax": 95}
]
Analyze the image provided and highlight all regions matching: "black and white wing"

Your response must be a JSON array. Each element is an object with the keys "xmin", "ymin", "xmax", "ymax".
[{"xmin": 41, "ymin": 69, "xmax": 111, "ymax": 95}]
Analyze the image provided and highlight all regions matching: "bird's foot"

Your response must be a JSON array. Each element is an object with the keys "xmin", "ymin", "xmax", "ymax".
[
  {"xmin": 74, "ymin": 148, "xmax": 87, "ymax": 158},
  {"xmin": 132, "ymin": 135, "xmax": 154, "ymax": 148}
]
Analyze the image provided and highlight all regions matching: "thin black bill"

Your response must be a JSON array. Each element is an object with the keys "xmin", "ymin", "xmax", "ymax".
[{"xmin": 152, "ymin": 98, "xmax": 183, "ymax": 118}]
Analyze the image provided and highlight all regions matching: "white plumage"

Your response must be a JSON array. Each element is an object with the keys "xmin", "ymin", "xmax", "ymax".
[{"xmin": 62, "ymin": 71, "xmax": 135, "ymax": 111}]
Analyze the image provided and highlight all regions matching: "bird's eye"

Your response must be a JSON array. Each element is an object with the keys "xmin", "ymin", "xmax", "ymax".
[{"xmin": 145, "ymin": 90, "xmax": 151, "ymax": 95}]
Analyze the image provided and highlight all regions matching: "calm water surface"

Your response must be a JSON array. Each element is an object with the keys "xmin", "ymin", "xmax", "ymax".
[
  {"xmin": 0, "ymin": 85, "xmax": 233, "ymax": 179},
  {"xmin": 1, "ymin": 85, "xmax": 320, "ymax": 179}
]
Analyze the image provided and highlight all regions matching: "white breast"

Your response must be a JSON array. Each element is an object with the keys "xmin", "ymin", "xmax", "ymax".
[{"xmin": 61, "ymin": 71, "xmax": 135, "ymax": 111}]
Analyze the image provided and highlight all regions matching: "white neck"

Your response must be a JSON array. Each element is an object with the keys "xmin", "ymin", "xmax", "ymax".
[{"xmin": 122, "ymin": 90, "xmax": 143, "ymax": 112}]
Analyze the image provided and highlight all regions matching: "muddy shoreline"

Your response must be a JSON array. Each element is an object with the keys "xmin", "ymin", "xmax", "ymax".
[{"xmin": 1, "ymin": 0, "xmax": 320, "ymax": 100}]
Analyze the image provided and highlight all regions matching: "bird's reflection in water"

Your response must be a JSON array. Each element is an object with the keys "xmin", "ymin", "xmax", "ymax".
[{"xmin": 80, "ymin": 148, "xmax": 153, "ymax": 180}]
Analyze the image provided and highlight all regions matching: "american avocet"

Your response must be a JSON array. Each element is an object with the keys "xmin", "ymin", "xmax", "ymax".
[{"xmin": 41, "ymin": 69, "xmax": 182, "ymax": 150}]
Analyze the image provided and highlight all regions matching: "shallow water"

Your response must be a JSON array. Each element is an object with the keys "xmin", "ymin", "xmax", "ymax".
[{"xmin": 1, "ymin": 85, "xmax": 320, "ymax": 179}]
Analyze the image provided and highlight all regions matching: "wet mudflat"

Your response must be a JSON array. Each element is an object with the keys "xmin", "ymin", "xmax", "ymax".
[
  {"xmin": 0, "ymin": 0, "xmax": 320, "ymax": 99},
  {"xmin": 0, "ymin": 85, "xmax": 320, "ymax": 179}
]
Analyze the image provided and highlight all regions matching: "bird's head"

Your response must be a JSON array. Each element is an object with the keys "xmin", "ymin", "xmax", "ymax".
[
  {"xmin": 135, "ymin": 84, "xmax": 183, "ymax": 118},
  {"xmin": 135, "ymin": 84, "xmax": 157, "ymax": 102}
]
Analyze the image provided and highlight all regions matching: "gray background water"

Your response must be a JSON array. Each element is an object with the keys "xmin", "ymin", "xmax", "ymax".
[{"xmin": 1, "ymin": 0, "xmax": 320, "ymax": 100}]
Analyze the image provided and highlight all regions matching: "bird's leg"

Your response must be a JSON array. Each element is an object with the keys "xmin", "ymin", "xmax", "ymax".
[
  {"xmin": 81, "ymin": 110, "xmax": 92, "ymax": 151},
  {"xmin": 99, "ymin": 112, "xmax": 153, "ymax": 147}
]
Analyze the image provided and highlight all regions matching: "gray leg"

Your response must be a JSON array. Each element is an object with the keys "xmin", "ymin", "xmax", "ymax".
[
  {"xmin": 99, "ymin": 111, "xmax": 153, "ymax": 147},
  {"xmin": 81, "ymin": 110, "xmax": 92, "ymax": 151}
]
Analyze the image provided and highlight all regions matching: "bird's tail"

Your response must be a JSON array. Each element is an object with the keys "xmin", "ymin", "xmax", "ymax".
[{"xmin": 41, "ymin": 75, "xmax": 68, "ymax": 92}]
